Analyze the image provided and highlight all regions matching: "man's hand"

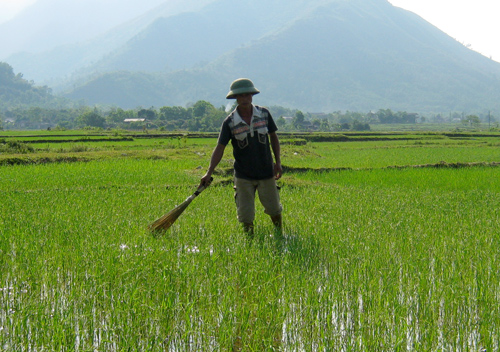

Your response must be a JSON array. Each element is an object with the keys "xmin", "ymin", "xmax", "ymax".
[
  {"xmin": 274, "ymin": 162, "xmax": 283, "ymax": 180},
  {"xmin": 200, "ymin": 173, "xmax": 213, "ymax": 188},
  {"xmin": 199, "ymin": 143, "xmax": 225, "ymax": 188}
]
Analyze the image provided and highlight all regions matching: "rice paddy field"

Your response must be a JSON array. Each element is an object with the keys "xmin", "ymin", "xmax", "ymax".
[{"xmin": 1, "ymin": 130, "xmax": 500, "ymax": 351}]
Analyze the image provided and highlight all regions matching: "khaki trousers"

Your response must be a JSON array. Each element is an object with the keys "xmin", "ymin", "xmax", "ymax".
[{"xmin": 234, "ymin": 177, "xmax": 282, "ymax": 224}]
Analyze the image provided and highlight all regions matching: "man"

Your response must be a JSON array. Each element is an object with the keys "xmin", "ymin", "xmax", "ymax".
[{"xmin": 200, "ymin": 78, "xmax": 283, "ymax": 235}]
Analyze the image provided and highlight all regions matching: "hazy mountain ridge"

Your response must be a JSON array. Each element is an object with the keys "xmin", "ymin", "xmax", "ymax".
[
  {"xmin": 61, "ymin": 0, "xmax": 500, "ymax": 113},
  {"xmin": 5, "ymin": 0, "xmax": 331, "ymax": 84},
  {"xmin": 0, "ymin": 62, "xmax": 70, "ymax": 110},
  {"xmin": 3, "ymin": 0, "xmax": 500, "ymax": 113},
  {"xmin": 2, "ymin": 0, "xmax": 217, "ymax": 85}
]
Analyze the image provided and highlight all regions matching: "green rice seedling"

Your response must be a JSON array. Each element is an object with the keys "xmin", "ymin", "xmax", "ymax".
[
  {"xmin": 285, "ymin": 140, "xmax": 500, "ymax": 169},
  {"xmin": 2, "ymin": 139, "xmax": 500, "ymax": 350}
]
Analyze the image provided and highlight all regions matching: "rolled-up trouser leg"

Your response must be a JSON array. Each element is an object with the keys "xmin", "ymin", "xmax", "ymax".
[
  {"xmin": 234, "ymin": 177, "xmax": 257, "ymax": 224},
  {"xmin": 271, "ymin": 214, "xmax": 282, "ymax": 228},
  {"xmin": 235, "ymin": 177, "xmax": 282, "ymax": 226},
  {"xmin": 256, "ymin": 177, "xmax": 282, "ymax": 218}
]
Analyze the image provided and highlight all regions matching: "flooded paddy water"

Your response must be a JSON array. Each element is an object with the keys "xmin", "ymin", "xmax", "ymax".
[{"xmin": 2, "ymin": 137, "xmax": 500, "ymax": 350}]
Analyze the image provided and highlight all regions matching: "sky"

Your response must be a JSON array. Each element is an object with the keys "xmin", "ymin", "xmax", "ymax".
[
  {"xmin": 0, "ymin": 0, "xmax": 499, "ymax": 62},
  {"xmin": 388, "ymin": 0, "xmax": 500, "ymax": 62},
  {"xmin": 0, "ymin": 0, "xmax": 36, "ymax": 23}
]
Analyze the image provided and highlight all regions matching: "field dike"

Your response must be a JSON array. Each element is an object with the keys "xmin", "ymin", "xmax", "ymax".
[
  {"xmin": 2, "ymin": 153, "xmax": 499, "ymax": 173},
  {"xmin": 283, "ymin": 161, "xmax": 500, "ymax": 173},
  {"xmin": 0, "ymin": 156, "xmax": 92, "ymax": 166}
]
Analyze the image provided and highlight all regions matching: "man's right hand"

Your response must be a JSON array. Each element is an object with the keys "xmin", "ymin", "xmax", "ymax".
[{"xmin": 200, "ymin": 173, "xmax": 213, "ymax": 188}]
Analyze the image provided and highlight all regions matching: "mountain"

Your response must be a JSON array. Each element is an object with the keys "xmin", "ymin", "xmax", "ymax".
[
  {"xmin": 211, "ymin": 0, "xmax": 500, "ymax": 112},
  {"xmin": 86, "ymin": 0, "xmax": 332, "ymax": 74},
  {"xmin": 62, "ymin": 0, "xmax": 500, "ymax": 113},
  {"xmin": 3, "ymin": 0, "xmax": 500, "ymax": 113},
  {"xmin": 4, "ymin": 0, "xmax": 327, "ymax": 85},
  {"xmin": 1, "ymin": 0, "xmax": 215, "ymax": 84},
  {"xmin": 0, "ymin": 62, "xmax": 70, "ymax": 110}
]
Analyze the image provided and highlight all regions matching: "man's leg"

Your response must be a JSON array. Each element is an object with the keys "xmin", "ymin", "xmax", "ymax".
[
  {"xmin": 243, "ymin": 222, "xmax": 254, "ymax": 236},
  {"xmin": 234, "ymin": 177, "xmax": 257, "ymax": 235},
  {"xmin": 257, "ymin": 178, "xmax": 283, "ymax": 233},
  {"xmin": 271, "ymin": 214, "xmax": 282, "ymax": 230}
]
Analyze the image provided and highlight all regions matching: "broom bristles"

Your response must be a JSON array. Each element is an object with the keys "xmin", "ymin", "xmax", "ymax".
[
  {"xmin": 148, "ymin": 195, "xmax": 194, "ymax": 232},
  {"xmin": 149, "ymin": 178, "xmax": 212, "ymax": 234}
]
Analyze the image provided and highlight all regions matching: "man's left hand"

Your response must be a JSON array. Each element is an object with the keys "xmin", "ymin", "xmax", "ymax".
[{"xmin": 274, "ymin": 163, "xmax": 283, "ymax": 180}]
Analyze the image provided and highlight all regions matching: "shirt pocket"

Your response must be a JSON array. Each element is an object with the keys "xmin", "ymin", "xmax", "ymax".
[
  {"xmin": 257, "ymin": 127, "xmax": 268, "ymax": 144},
  {"xmin": 233, "ymin": 124, "xmax": 250, "ymax": 149},
  {"xmin": 235, "ymin": 132, "xmax": 249, "ymax": 149}
]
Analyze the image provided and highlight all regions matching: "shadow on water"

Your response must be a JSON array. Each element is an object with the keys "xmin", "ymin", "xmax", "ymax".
[
  {"xmin": 232, "ymin": 228, "xmax": 323, "ymax": 351},
  {"xmin": 251, "ymin": 227, "xmax": 323, "ymax": 271}
]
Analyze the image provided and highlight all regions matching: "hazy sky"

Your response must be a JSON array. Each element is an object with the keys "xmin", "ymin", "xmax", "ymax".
[
  {"xmin": 389, "ymin": 0, "xmax": 500, "ymax": 62},
  {"xmin": 0, "ymin": 0, "xmax": 36, "ymax": 23},
  {"xmin": 1, "ymin": 0, "xmax": 499, "ymax": 62}
]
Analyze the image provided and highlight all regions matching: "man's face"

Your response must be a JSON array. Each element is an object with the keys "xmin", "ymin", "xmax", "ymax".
[{"xmin": 236, "ymin": 93, "xmax": 253, "ymax": 106}]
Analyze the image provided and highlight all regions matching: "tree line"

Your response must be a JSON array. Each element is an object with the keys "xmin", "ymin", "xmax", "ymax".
[
  {"xmin": 3, "ymin": 102, "xmax": 494, "ymax": 132},
  {"xmin": 2, "ymin": 62, "xmax": 494, "ymax": 132},
  {"xmin": 1, "ymin": 103, "xmax": 373, "ymax": 132},
  {"xmin": 1, "ymin": 101, "xmax": 228, "ymax": 131}
]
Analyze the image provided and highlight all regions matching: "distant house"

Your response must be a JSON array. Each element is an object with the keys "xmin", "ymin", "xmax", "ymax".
[{"xmin": 124, "ymin": 118, "xmax": 146, "ymax": 123}]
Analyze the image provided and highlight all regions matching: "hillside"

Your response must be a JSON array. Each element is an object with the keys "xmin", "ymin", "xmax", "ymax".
[
  {"xmin": 62, "ymin": 0, "xmax": 500, "ymax": 113},
  {"xmin": 1, "ymin": 0, "xmax": 215, "ymax": 85},
  {"xmin": 0, "ymin": 62, "xmax": 70, "ymax": 111},
  {"xmin": 3, "ymin": 0, "xmax": 500, "ymax": 113},
  {"xmin": 86, "ymin": 0, "xmax": 331, "ymax": 74},
  {"xmin": 209, "ymin": 0, "xmax": 500, "ymax": 112},
  {"xmin": 4, "ymin": 0, "xmax": 327, "ymax": 85}
]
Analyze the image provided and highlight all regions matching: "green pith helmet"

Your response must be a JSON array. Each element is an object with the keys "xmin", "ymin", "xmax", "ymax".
[{"xmin": 226, "ymin": 78, "xmax": 260, "ymax": 99}]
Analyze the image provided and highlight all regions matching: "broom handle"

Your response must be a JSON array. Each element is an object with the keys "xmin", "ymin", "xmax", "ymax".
[{"xmin": 194, "ymin": 176, "xmax": 213, "ymax": 196}]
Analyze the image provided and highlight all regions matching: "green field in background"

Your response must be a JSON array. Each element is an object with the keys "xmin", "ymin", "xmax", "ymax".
[{"xmin": 1, "ymin": 131, "xmax": 500, "ymax": 350}]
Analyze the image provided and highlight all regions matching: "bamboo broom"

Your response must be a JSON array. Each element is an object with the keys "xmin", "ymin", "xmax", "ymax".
[{"xmin": 149, "ymin": 178, "xmax": 212, "ymax": 233}]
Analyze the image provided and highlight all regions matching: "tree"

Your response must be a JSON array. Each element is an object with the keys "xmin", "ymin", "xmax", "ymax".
[
  {"xmin": 191, "ymin": 100, "xmax": 216, "ymax": 118},
  {"xmin": 159, "ymin": 106, "xmax": 188, "ymax": 121},
  {"xmin": 276, "ymin": 116, "xmax": 286, "ymax": 128},
  {"xmin": 78, "ymin": 109, "xmax": 105, "ymax": 128},
  {"xmin": 311, "ymin": 118, "xmax": 321, "ymax": 129},
  {"xmin": 186, "ymin": 100, "xmax": 226, "ymax": 132},
  {"xmin": 376, "ymin": 109, "xmax": 395, "ymax": 123},
  {"xmin": 340, "ymin": 122, "xmax": 350, "ymax": 130},
  {"xmin": 202, "ymin": 108, "xmax": 226, "ymax": 131},
  {"xmin": 138, "ymin": 107, "xmax": 157, "ymax": 120},
  {"xmin": 463, "ymin": 114, "xmax": 480, "ymax": 127},
  {"xmin": 107, "ymin": 108, "xmax": 134, "ymax": 123},
  {"xmin": 319, "ymin": 119, "xmax": 330, "ymax": 131},
  {"xmin": 0, "ymin": 62, "xmax": 16, "ymax": 83},
  {"xmin": 293, "ymin": 111, "xmax": 305, "ymax": 129},
  {"xmin": 352, "ymin": 119, "xmax": 370, "ymax": 131}
]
